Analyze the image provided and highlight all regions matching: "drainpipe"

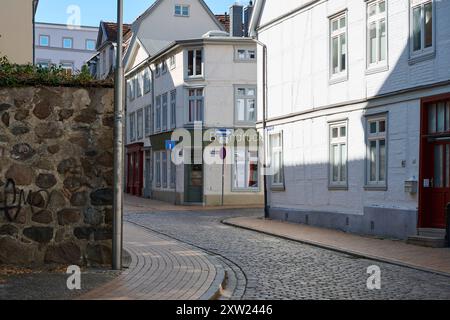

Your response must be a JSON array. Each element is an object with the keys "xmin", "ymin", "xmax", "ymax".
[
  {"xmin": 252, "ymin": 37, "xmax": 269, "ymax": 220},
  {"xmin": 112, "ymin": 0, "xmax": 124, "ymax": 271}
]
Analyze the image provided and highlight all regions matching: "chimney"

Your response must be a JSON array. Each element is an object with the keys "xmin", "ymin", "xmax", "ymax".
[
  {"xmin": 244, "ymin": 1, "xmax": 254, "ymax": 37},
  {"xmin": 230, "ymin": 3, "xmax": 244, "ymax": 37}
]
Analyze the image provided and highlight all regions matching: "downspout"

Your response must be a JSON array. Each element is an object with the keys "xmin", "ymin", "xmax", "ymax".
[
  {"xmin": 32, "ymin": 1, "xmax": 37, "ymax": 65},
  {"xmin": 252, "ymin": 37, "xmax": 269, "ymax": 219}
]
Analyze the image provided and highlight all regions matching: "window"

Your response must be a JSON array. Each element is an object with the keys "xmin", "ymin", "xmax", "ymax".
[
  {"xmin": 175, "ymin": 5, "xmax": 189, "ymax": 17},
  {"xmin": 169, "ymin": 56, "xmax": 176, "ymax": 69},
  {"xmin": 37, "ymin": 60, "xmax": 50, "ymax": 69},
  {"xmin": 162, "ymin": 93, "xmax": 168, "ymax": 131},
  {"xmin": 329, "ymin": 122, "xmax": 348, "ymax": 188},
  {"xmin": 236, "ymin": 49, "xmax": 256, "ymax": 61},
  {"xmin": 60, "ymin": 62, "xmax": 74, "ymax": 75},
  {"xmin": 145, "ymin": 105, "xmax": 152, "ymax": 135},
  {"xmin": 162, "ymin": 151, "xmax": 168, "ymax": 188},
  {"xmin": 129, "ymin": 112, "xmax": 136, "ymax": 142},
  {"xmin": 137, "ymin": 109, "xmax": 143, "ymax": 139},
  {"xmin": 427, "ymin": 102, "xmax": 450, "ymax": 134},
  {"xmin": 366, "ymin": 116, "xmax": 387, "ymax": 188},
  {"xmin": 161, "ymin": 61, "xmax": 167, "ymax": 74},
  {"xmin": 169, "ymin": 150, "xmax": 176, "ymax": 188},
  {"xmin": 136, "ymin": 75, "xmax": 142, "ymax": 98},
  {"xmin": 410, "ymin": 0, "xmax": 434, "ymax": 58},
  {"xmin": 143, "ymin": 68, "xmax": 151, "ymax": 93},
  {"xmin": 233, "ymin": 145, "xmax": 259, "ymax": 190},
  {"xmin": 155, "ymin": 63, "xmax": 160, "ymax": 77},
  {"xmin": 63, "ymin": 37, "xmax": 73, "ymax": 49},
  {"xmin": 170, "ymin": 90, "xmax": 177, "ymax": 128},
  {"xmin": 269, "ymin": 132, "xmax": 284, "ymax": 188},
  {"xmin": 187, "ymin": 49, "xmax": 203, "ymax": 77},
  {"xmin": 155, "ymin": 96, "xmax": 161, "ymax": 132},
  {"xmin": 127, "ymin": 80, "xmax": 135, "ymax": 101},
  {"xmin": 155, "ymin": 152, "xmax": 161, "ymax": 187},
  {"xmin": 39, "ymin": 35, "xmax": 50, "ymax": 47},
  {"xmin": 235, "ymin": 87, "xmax": 256, "ymax": 123},
  {"xmin": 86, "ymin": 39, "xmax": 96, "ymax": 51},
  {"xmin": 188, "ymin": 88, "xmax": 204, "ymax": 123},
  {"xmin": 330, "ymin": 12, "xmax": 347, "ymax": 79},
  {"xmin": 367, "ymin": 0, "xmax": 387, "ymax": 68}
]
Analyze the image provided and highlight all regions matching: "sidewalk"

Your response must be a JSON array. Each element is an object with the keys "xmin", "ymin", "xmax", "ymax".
[
  {"xmin": 124, "ymin": 194, "xmax": 263, "ymax": 213},
  {"xmin": 80, "ymin": 222, "xmax": 225, "ymax": 300},
  {"xmin": 223, "ymin": 217, "xmax": 450, "ymax": 277}
]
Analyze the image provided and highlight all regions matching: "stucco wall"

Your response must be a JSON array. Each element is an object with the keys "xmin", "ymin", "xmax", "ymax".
[
  {"xmin": 0, "ymin": 86, "xmax": 114, "ymax": 266},
  {"xmin": 0, "ymin": 0, "xmax": 34, "ymax": 64}
]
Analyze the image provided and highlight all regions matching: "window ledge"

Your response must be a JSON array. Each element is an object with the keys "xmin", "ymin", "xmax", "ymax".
[
  {"xmin": 329, "ymin": 75, "xmax": 348, "ymax": 85},
  {"xmin": 232, "ymin": 188, "xmax": 261, "ymax": 193},
  {"xmin": 365, "ymin": 64, "xmax": 389, "ymax": 76},
  {"xmin": 185, "ymin": 75, "xmax": 205, "ymax": 81},
  {"xmin": 364, "ymin": 185, "xmax": 387, "ymax": 191},
  {"xmin": 408, "ymin": 51, "xmax": 435, "ymax": 65},
  {"xmin": 328, "ymin": 185, "xmax": 348, "ymax": 191},
  {"xmin": 271, "ymin": 185, "xmax": 285, "ymax": 192}
]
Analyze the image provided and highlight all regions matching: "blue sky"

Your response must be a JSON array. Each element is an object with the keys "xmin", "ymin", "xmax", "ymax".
[{"xmin": 35, "ymin": 0, "xmax": 245, "ymax": 26}]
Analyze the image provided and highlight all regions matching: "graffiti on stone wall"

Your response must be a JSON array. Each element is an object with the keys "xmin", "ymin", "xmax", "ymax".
[{"xmin": 0, "ymin": 178, "xmax": 51, "ymax": 222}]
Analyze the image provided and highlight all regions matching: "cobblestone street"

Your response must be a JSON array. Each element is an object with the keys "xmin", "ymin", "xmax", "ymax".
[{"xmin": 125, "ymin": 208, "xmax": 450, "ymax": 300}]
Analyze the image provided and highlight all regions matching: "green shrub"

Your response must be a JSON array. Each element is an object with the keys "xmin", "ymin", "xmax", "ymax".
[{"xmin": 0, "ymin": 56, "xmax": 112, "ymax": 87}]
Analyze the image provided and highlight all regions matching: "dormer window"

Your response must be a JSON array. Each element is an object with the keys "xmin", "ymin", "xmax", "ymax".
[{"xmin": 175, "ymin": 5, "xmax": 189, "ymax": 17}]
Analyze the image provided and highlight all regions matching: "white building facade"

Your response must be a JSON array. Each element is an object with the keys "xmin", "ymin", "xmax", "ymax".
[
  {"xmin": 250, "ymin": 0, "xmax": 450, "ymax": 239},
  {"xmin": 35, "ymin": 22, "xmax": 98, "ymax": 73}
]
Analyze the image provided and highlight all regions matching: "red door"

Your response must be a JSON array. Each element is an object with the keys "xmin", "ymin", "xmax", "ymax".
[{"xmin": 419, "ymin": 97, "xmax": 450, "ymax": 228}]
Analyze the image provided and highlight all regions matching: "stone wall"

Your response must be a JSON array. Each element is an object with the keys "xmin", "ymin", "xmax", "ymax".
[{"xmin": 0, "ymin": 86, "xmax": 114, "ymax": 266}]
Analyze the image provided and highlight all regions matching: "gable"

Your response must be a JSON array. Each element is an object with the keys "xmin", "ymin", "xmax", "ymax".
[{"xmin": 136, "ymin": 0, "xmax": 223, "ymax": 45}]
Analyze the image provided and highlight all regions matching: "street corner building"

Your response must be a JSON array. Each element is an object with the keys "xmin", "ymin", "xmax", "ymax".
[
  {"xmin": 250, "ymin": 0, "xmax": 450, "ymax": 243},
  {"xmin": 122, "ymin": 0, "xmax": 263, "ymax": 206}
]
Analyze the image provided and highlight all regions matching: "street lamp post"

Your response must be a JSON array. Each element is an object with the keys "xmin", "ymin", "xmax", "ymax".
[{"xmin": 112, "ymin": 0, "xmax": 124, "ymax": 270}]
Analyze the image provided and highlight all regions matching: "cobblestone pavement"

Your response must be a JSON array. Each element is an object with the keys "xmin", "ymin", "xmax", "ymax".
[{"xmin": 125, "ymin": 209, "xmax": 450, "ymax": 300}]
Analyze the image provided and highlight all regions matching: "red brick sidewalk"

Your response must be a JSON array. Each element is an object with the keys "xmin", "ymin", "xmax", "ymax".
[
  {"xmin": 80, "ymin": 222, "xmax": 225, "ymax": 300},
  {"xmin": 224, "ymin": 217, "xmax": 450, "ymax": 277},
  {"xmin": 124, "ymin": 194, "xmax": 263, "ymax": 212}
]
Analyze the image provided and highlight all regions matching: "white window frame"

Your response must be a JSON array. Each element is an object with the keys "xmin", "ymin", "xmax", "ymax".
[
  {"xmin": 143, "ymin": 68, "xmax": 151, "ymax": 94},
  {"xmin": 37, "ymin": 59, "xmax": 51, "ymax": 69},
  {"xmin": 232, "ymin": 143, "xmax": 260, "ymax": 192},
  {"xmin": 136, "ymin": 74, "xmax": 143, "ymax": 98},
  {"xmin": 155, "ymin": 95, "xmax": 161, "ymax": 132},
  {"xmin": 137, "ymin": 109, "xmax": 144, "ymax": 140},
  {"xmin": 62, "ymin": 37, "xmax": 73, "ymax": 49},
  {"xmin": 170, "ymin": 89, "xmax": 177, "ymax": 129},
  {"xmin": 366, "ymin": 0, "xmax": 388, "ymax": 71},
  {"xmin": 187, "ymin": 88, "xmax": 204, "ymax": 123},
  {"xmin": 162, "ymin": 92, "xmax": 168, "ymax": 131},
  {"xmin": 175, "ymin": 4, "xmax": 190, "ymax": 17},
  {"xmin": 155, "ymin": 152, "xmax": 161, "ymax": 188},
  {"xmin": 269, "ymin": 131, "xmax": 285, "ymax": 190},
  {"xmin": 328, "ymin": 121, "xmax": 348, "ymax": 189},
  {"xmin": 365, "ymin": 114, "xmax": 388, "ymax": 189},
  {"xmin": 169, "ymin": 150, "xmax": 176, "ymax": 189},
  {"xmin": 186, "ymin": 48, "xmax": 203, "ymax": 78},
  {"xmin": 60, "ymin": 61, "xmax": 74, "ymax": 75},
  {"xmin": 409, "ymin": 0, "xmax": 435, "ymax": 61},
  {"xmin": 155, "ymin": 63, "xmax": 160, "ymax": 77},
  {"xmin": 169, "ymin": 55, "xmax": 176, "ymax": 69},
  {"xmin": 86, "ymin": 39, "xmax": 96, "ymax": 51},
  {"xmin": 329, "ymin": 11, "xmax": 348, "ymax": 82},
  {"xmin": 39, "ymin": 35, "xmax": 50, "ymax": 47},
  {"xmin": 145, "ymin": 105, "xmax": 151, "ymax": 136},
  {"xmin": 129, "ymin": 112, "xmax": 136, "ymax": 142},
  {"xmin": 235, "ymin": 86, "xmax": 257, "ymax": 124}
]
